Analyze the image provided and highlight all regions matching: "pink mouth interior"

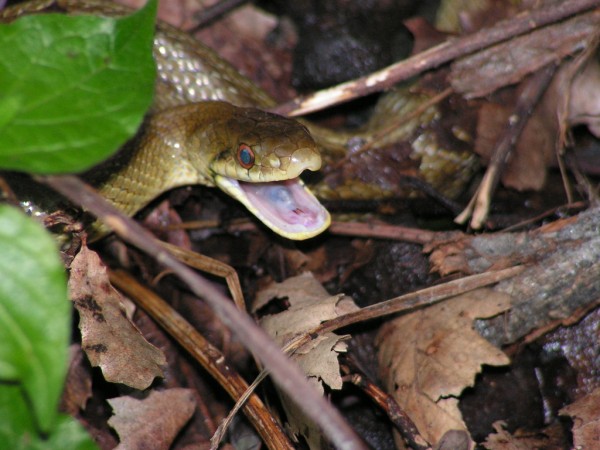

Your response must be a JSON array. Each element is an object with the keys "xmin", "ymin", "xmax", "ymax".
[{"xmin": 239, "ymin": 179, "xmax": 328, "ymax": 234}]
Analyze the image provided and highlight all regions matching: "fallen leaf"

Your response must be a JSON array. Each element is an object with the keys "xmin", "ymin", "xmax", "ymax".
[
  {"xmin": 482, "ymin": 421, "xmax": 568, "ymax": 450},
  {"xmin": 254, "ymin": 272, "xmax": 359, "ymax": 345},
  {"xmin": 195, "ymin": 3, "xmax": 296, "ymax": 102},
  {"xmin": 472, "ymin": 32, "xmax": 600, "ymax": 193},
  {"xmin": 108, "ymin": 388, "xmax": 196, "ymax": 450},
  {"xmin": 376, "ymin": 288, "xmax": 511, "ymax": 446},
  {"xmin": 560, "ymin": 387, "xmax": 600, "ymax": 449},
  {"xmin": 279, "ymin": 377, "xmax": 329, "ymax": 450},
  {"xmin": 253, "ymin": 272, "xmax": 359, "ymax": 449},
  {"xmin": 68, "ymin": 245, "xmax": 166, "ymax": 390},
  {"xmin": 567, "ymin": 56, "xmax": 600, "ymax": 138},
  {"xmin": 475, "ymin": 101, "xmax": 555, "ymax": 191}
]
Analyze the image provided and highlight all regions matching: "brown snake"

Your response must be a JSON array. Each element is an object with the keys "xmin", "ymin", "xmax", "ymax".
[{"xmin": 1, "ymin": 0, "xmax": 478, "ymax": 239}]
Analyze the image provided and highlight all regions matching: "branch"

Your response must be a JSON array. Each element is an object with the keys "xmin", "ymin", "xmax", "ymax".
[
  {"xmin": 455, "ymin": 63, "xmax": 558, "ymax": 228},
  {"xmin": 109, "ymin": 269, "xmax": 294, "ymax": 450},
  {"xmin": 38, "ymin": 174, "xmax": 367, "ymax": 450},
  {"xmin": 271, "ymin": 0, "xmax": 600, "ymax": 117}
]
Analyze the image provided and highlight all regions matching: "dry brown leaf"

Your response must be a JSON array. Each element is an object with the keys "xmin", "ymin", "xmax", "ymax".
[
  {"xmin": 560, "ymin": 387, "xmax": 600, "ymax": 449},
  {"xmin": 377, "ymin": 288, "xmax": 511, "ymax": 447},
  {"xmin": 472, "ymin": 32, "xmax": 600, "ymax": 194},
  {"xmin": 194, "ymin": 3, "xmax": 296, "ymax": 102},
  {"xmin": 278, "ymin": 377, "xmax": 329, "ymax": 450},
  {"xmin": 107, "ymin": 388, "xmax": 196, "ymax": 450},
  {"xmin": 567, "ymin": 57, "xmax": 600, "ymax": 138},
  {"xmin": 68, "ymin": 245, "xmax": 166, "ymax": 390},
  {"xmin": 253, "ymin": 272, "xmax": 359, "ymax": 449},
  {"xmin": 254, "ymin": 272, "xmax": 359, "ymax": 344},
  {"xmin": 475, "ymin": 101, "xmax": 555, "ymax": 191},
  {"xmin": 482, "ymin": 421, "xmax": 567, "ymax": 450}
]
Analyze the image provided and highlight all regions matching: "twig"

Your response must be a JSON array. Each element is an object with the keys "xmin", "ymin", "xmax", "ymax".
[
  {"xmin": 109, "ymin": 269, "xmax": 294, "ymax": 450},
  {"xmin": 222, "ymin": 266, "xmax": 524, "ymax": 438},
  {"xmin": 271, "ymin": 0, "xmax": 600, "ymax": 117},
  {"xmin": 342, "ymin": 359, "xmax": 431, "ymax": 450},
  {"xmin": 157, "ymin": 241, "xmax": 246, "ymax": 312},
  {"xmin": 455, "ymin": 63, "xmax": 558, "ymax": 228},
  {"xmin": 190, "ymin": 0, "xmax": 249, "ymax": 32},
  {"xmin": 38, "ymin": 174, "xmax": 367, "ymax": 450},
  {"xmin": 328, "ymin": 221, "xmax": 442, "ymax": 244},
  {"xmin": 500, "ymin": 201, "xmax": 586, "ymax": 232},
  {"xmin": 283, "ymin": 266, "xmax": 523, "ymax": 355}
]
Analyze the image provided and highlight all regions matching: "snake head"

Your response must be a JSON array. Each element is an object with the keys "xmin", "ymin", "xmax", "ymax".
[{"xmin": 209, "ymin": 105, "xmax": 330, "ymax": 240}]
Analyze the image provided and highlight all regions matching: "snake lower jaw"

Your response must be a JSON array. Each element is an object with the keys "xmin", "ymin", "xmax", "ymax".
[{"xmin": 215, "ymin": 175, "xmax": 331, "ymax": 240}]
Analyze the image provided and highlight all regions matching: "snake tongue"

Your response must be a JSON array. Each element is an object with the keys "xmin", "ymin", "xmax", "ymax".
[{"xmin": 215, "ymin": 176, "xmax": 330, "ymax": 240}]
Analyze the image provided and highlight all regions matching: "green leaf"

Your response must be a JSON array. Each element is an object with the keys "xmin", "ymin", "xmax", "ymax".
[
  {"xmin": 0, "ymin": 383, "xmax": 97, "ymax": 450},
  {"xmin": 0, "ymin": 383, "xmax": 35, "ymax": 448},
  {"xmin": 0, "ymin": 205, "xmax": 69, "ymax": 433},
  {"xmin": 0, "ymin": 0, "xmax": 157, "ymax": 173},
  {"xmin": 44, "ymin": 414, "xmax": 98, "ymax": 450}
]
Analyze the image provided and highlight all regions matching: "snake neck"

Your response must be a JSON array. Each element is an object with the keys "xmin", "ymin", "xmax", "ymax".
[{"xmin": 88, "ymin": 104, "xmax": 223, "ymax": 218}]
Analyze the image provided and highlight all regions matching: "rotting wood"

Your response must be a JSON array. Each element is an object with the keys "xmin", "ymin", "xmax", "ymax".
[{"xmin": 427, "ymin": 206, "xmax": 600, "ymax": 345}]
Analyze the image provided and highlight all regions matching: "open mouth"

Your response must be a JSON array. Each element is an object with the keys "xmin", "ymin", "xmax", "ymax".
[{"xmin": 215, "ymin": 176, "xmax": 331, "ymax": 240}]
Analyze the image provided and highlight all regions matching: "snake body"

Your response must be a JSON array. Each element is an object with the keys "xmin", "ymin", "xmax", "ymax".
[
  {"xmin": 1, "ymin": 0, "xmax": 330, "ymax": 240},
  {"xmin": 88, "ymin": 101, "xmax": 329, "ymax": 239},
  {"xmin": 1, "ymin": 0, "xmax": 478, "ymax": 239}
]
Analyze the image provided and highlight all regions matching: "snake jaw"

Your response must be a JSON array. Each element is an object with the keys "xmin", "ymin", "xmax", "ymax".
[{"xmin": 214, "ymin": 175, "xmax": 330, "ymax": 240}]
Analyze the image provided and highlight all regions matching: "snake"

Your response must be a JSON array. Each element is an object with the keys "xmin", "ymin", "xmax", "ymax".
[{"xmin": 0, "ymin": 0, "xmax": 478, "ymax": 240}]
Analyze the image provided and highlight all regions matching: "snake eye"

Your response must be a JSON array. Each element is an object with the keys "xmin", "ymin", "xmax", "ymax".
[{"xmin": 237, "ymin": 143, "xmax": 255, "ymax": 169}]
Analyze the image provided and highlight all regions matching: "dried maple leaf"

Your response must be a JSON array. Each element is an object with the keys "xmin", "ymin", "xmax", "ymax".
[
  {"xmin": 560, "ymin": 387, "xmax": 600, "ymax": 449},
  {"xmin": 253, "ymin": 272, "xmax": 359, "ymax": 449},
  {"xmin": 107, "ymin": 389, "xmax": 196, "ymax": 450},
  {"xmin": 68, "ymin": 245, "xmax": 166, "ymax": 390},
  {"xmin": 376, "ymin": 288, "xmax": 511, "ymax": 447}
]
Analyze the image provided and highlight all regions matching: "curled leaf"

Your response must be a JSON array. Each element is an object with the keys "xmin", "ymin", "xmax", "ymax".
[{"xmin": 68, "ymin": 245, "xmax": 166, "ymax": 390}]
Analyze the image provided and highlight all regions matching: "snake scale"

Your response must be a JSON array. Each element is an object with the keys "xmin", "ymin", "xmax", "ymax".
[{"xmin": 0, "ymin": 0, "xmax": 478, "ymax": 240}]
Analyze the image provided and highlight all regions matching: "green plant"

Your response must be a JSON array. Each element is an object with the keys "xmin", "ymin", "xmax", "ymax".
[{"xmin": 0, "ymin": 1, "xmax": 156, "ymax": 447}]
